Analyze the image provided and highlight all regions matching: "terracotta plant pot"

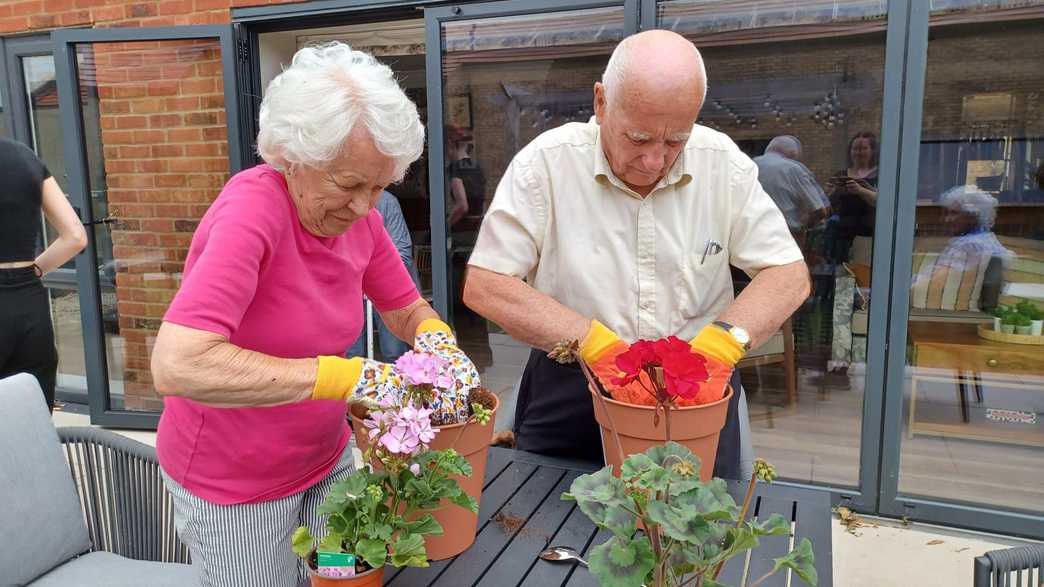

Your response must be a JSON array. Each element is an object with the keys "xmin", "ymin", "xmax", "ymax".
[
  {"xmin": 351, "ymin": 394, "xmax": 498, "ymax": 560},
  {"xmin": 307, "ymin": 561, "xmax": 384, "ymax": 587},
  {"xmin": 589, "ymin": 385, "xmax": 732, "ymax": 481}
]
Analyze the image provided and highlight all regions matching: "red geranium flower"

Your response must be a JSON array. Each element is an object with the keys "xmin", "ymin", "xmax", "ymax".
[{"xmin": 611, "ymin": 340, "xmax": 658, "ymax": 387}]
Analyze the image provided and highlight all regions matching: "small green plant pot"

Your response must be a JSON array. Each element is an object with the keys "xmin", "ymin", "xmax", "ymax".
[
  {"xmin": 1015, "ymin": 325, "xmax": 1033, "ymax": 335},
  {"xmin": 1000, "ymin": 324, "xmax": 1016, "ymax": 334}
]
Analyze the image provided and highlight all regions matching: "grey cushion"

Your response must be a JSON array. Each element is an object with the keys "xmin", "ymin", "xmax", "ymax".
[
  {"xmin": 29, "ymin": 551, "xmax": 198, "ymax": 587},
  {"xmin": 0, "ymin": 374, "xmax": 92, "ymax": 584}
]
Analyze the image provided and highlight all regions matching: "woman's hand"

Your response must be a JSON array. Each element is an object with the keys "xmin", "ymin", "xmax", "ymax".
[
  {"xmin": 413, "ymin": 319, "xmax": 481, "ymax": 425},
  {"xmin": 312, "ymin": 356, "xmax": 405, "ymax": 404}
]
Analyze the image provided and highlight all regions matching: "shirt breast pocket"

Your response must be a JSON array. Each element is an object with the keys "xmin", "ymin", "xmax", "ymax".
[{"xmin": 673, "ymin": 241, "xmax": 728, "ymax": 320}]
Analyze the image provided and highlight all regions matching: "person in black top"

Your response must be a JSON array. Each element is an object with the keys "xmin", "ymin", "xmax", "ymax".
[
  {"xmin": 826, "ymin": 131, "xmax": 879, "ymax": 264},
  {"xmin": 0, "ymin": 137, "xmax": 87, "ymax": 410},
  {"xmin": 445, "ymin": 126, "xmax": 487, "ymax": 226}
]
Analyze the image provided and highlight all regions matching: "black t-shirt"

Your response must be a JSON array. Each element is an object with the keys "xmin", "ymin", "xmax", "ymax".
[
  {"xmin": 0, "ymin": 138, "xmax": 51, "ymax": 262},
  {"xmin": 447, "ymin": 157, "xmax": 486, "ymax": 216},
  {"xmin": 830, "ymin": 168, "xmax": 878, "ymax": 239}
]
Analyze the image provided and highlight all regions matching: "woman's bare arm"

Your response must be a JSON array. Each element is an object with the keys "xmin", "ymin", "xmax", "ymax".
[
  {"xmin": 151, "ymin": 322, "xmax": 317, "ymax": 407},
  {"xmin": 35, "ymin": 178, "xmax": 87, "ymax": 274},
  {"xmin": 378, "ymin": 298, "xmax": 440, "ymax": 345}
]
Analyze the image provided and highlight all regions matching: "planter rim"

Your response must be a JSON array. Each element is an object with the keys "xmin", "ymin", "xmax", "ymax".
[{"xmin": 589, "ymin": 385, "xmax": 733, "ymax": 412}]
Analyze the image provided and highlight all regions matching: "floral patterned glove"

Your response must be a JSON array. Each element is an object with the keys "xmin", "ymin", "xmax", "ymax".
[
  {"xmin": 412, "ymin": 319, "xmax": 481, "ymax": 425},
  {"xmin": 311, "ymin": 356, "xmax": 405, "ymax": 404}
]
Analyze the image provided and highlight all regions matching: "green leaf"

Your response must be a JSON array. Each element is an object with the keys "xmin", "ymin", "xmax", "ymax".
[
  {"xmin": 291, "ymin": 526, "xmax": 314, "ymax": 559},
  {"xmin": 564, "ymin": 467, "xmax": 636, "ymax": 538},
  {"xmin": 587, "ymin": 535, "xmax": 655, "ymax": 587},
  {"xmin": 673, "ymin": 479, "xmax": 739, "ymax": 521},
  {"xmin": 643, "ymin": 442, "xmax": 702, "ymax": 495},
  {"xmin": 645, "ymin": 501, "xmax": 712, "ymax": 543},
  {"xmin": 447, "ymin": 489, "xmax": 479, "ymax": 513},
  {"xmin": 328, "ymin": 514, "xmax": 349, "ymax": 535},
  {"xmin": 620, "ymin": 453, "xmax": 657, "ymax": 479},
  {"xmin": 756, "ymin": 513, "xmax": 791, "ymax": 536},
  {"xmin": 357, "ymin": 537, "xmax": 388, "ymax": 569},
  {"xmin": 404, "ymin": 514, "xmax": 443, "ymax": 536},
  {"xmin": 318, "ymin": 532, "xmax": 344, "ymax": 554},
  {"xmin": 772, "ymin": 538, "xmax": 818, "ymax": 586},
  {"xmin": 371, "ymin": 522, "xmax": 394, "ymax": 542},
  {"xmin": 700, "ymin": 579, "xmax": 729, "ymax": 587},
  {"xmin": 390, "ymin": 533, "xmax": 429, "ymax": 568}
]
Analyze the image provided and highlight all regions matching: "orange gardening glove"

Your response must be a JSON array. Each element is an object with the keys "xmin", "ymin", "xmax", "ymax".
[{"xmin": 578, "ymin": 321, "xmax": 655, "ymax": 403}]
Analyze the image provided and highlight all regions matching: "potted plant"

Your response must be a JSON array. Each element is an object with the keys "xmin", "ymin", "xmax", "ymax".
[
  {"xmin": 350, "ymin": 350, "xmax": 498, "ymax": 560},
  {"xmin": 1014, "ymin": 313, "xmax": 1033, "ymax": 335},
  {"xmin": 1000, "ymin": 312, "xmax": 1017, "ymax": 334},
  {"xmin": 570, "ymin": 336, "xmax": 734, "ymax": 480},
  {"xmin": 293, "ymin": 397, "xmax": 478, "ymax": 585},
  {"xmin": 1016, "ymin": 301, "xmax": 1042, "ymax": 336},
  {"xmin": 565, "ymin": 445, "xmax": 816, "ymax": 587},
  {"xmin": 561, "ymin": 337, "xmax": 816, "ymax": 587},
  {"xmin": 990, "ymin": 305, "xmax": 1007, "ymax": 331}
]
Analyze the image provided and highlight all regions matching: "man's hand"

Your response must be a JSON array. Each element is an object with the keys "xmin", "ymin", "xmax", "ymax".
[
  {"xmin": 578, "ymin": 321, "xmax": 654, "ymax": 399},
  {"xmin": 688, "ymin": 325, "xmax": 745, "ymax": 368},
  {"xmin": 413, "ymin": 319, "xmax": 480, "ymax": 425}
]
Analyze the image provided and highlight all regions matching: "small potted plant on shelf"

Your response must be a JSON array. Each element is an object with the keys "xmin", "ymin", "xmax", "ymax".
[
  {"xmin": 293, "ymin": 395, "xmax": 478, "ymax": 585},
  {"xmin": 560, "ymin": 337, "xmax": 817, "ymax": 587},
  {"xmin": 1014, "ymin": 313, "xmax": 1034, "ymax": 336},
  {"xmin": 1016, "ymin": 300, "xmax": 1042, "ymax": 336},
  {"xmin": 1000, "ymin": 311, "xmax": 1018, "ymax": 334},
  {"xmin": 350, "ymin": 350, "xmax": 498, "ymax": 560},
  {"xmin": 990, "ymin": 305, "xmax": 1007, "ymax": 331}
]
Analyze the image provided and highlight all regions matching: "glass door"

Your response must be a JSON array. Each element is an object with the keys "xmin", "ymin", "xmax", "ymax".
[
  {"xmin": 4, "ymin": 36, "xmax": 101, "ymax": 402},
  {"xmin": 421, "ymin": 0, "xmax": 634, "ymax": 419},
  {"xmin": 53, "ymin": 25, "xmax": 244, "ymax": 427},
  {"xmin": 880, "ymin": 0, "xmax": 1044, "ymax": 539},
  {"xmin": 646, "ymin": 0, "xmax": 908, "ymax": 511},
  {"xmin": 424, "ymin": 0, "xmax": 638, "ymax": 423}
]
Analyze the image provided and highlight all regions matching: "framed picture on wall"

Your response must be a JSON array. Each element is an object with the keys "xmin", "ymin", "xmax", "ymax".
[{"xmin": 446, "ymin": 94, "xmax": 471, "ymax": 129}]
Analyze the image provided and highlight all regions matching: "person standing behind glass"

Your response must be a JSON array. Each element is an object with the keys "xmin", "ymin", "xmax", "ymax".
[
  {"xmin": 446, "ymin": 126, "xmax": 486, "ymax": 227},
  {"xmin": 827, "ymin": 131, "xmax": 879, "ymax": 265},
  {"xmin": 346, "ymin": 190, "xmax": 420, "ymax": 362},
  {"xmin": 0, "ymin": 137, "xmax": 88, "ymax": 411},
  {"xmin": 753, "ymin": 135, "xmax": 830, "ymax": 253}
]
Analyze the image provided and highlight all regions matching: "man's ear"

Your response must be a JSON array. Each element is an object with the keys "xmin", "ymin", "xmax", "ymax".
[{"xmin": 593, "ymin": 82, "xmax": 607, "ymax": 124}]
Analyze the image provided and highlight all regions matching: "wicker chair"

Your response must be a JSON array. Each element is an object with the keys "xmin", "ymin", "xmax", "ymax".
[
  {"xmin": 0, "ymin": 373, "xmax": 195, "ymax": 585},
  {"xmin": 974, "ymin": 545, "xmax": 1044, "ymax": 587}
]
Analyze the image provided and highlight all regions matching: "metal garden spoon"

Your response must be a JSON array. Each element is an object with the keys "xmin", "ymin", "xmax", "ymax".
[{"xmin": 538, "ymin": 545, "xmax": 588, "ymax": 567}]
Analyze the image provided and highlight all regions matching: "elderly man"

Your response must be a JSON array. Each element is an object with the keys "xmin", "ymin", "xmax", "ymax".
[
  {"xmin": 753, "ymin": 135, "xmax": 830, "ymax": 247},
  {"xmin": 463, "ymin": 30, "xmax": 809, "ymax": 479}
]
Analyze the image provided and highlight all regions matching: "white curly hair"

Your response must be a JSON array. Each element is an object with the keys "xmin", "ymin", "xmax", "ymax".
[
  {"xmin": 257, "ymin": 42, "xmax": 424, "ymax": 182},
  {"xmin": 940, "ymin": 185, "xmax": 999, "ymax": 228}
]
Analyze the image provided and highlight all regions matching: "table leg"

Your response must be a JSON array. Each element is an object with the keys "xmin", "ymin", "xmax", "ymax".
[
  {"xmin": 973, "ymin": 372, "xmax": 984, "ymax": 404},
  {"xmin": 956, "ymin": 371, "xmax": 970, "ymax": 423}
]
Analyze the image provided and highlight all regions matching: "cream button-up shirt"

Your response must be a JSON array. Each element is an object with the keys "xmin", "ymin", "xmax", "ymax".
[{"xmin": 468, "ymin": 120, "xmax": 803, "ymax": 342}]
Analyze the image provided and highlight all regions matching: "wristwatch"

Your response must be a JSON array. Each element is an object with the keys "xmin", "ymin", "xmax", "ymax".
[{"xmin": 712, "ymin": 321, "xmax": 752, "ymax": 351}]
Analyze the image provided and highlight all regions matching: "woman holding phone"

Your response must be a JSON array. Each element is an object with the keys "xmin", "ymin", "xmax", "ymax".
[{"xmin": 828, "ymin": 131, "xmax": 878, "ymax": 264}]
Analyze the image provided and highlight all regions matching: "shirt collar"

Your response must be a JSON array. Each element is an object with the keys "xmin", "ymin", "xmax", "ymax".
[{"xmin": 590, "ymin": 118, "xmax": 693, "ymax": 196}]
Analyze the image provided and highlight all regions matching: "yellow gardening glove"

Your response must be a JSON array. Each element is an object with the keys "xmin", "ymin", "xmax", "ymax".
[
  {"xmin": 688, "ymin": 325, "xmax": 745, "ymax": 367},
  {"xmin": 579, "ymin": 321, "xmax": 651, "ymax": 399},
  {"xmin": 311, "ymin": 356, "xmax": 402, "ymax": 402}
]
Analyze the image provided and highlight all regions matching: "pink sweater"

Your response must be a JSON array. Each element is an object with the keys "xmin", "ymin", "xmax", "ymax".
[{"xmin": 157, "ymin": 164, "xmax": 418, "ymax": 504}]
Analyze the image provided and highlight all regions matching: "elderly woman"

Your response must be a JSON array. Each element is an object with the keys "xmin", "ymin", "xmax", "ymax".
[{"xmin": 150, "ymin": 43, "xmax": 478, "ymax": 587}]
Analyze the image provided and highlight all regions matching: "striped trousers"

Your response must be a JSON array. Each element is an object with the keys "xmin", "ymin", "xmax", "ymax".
[{"xmin": 161, "ymin": 446, "xmax": 355, "ymax": 587}]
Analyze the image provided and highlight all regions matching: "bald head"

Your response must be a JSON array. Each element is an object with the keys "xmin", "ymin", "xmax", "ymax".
[
  {"xmin": 601, "ymin": 30, "xmax": 707, "ymax": 112},
  {"xmin": 766, "ymin": 135, "xmax": 802, "ymax": 160}
]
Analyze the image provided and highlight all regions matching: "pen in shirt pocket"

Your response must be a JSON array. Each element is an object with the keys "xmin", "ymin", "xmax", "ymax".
[{"xmin": 700, "ymin": 239, "xmax": 723, "ymax": 265}]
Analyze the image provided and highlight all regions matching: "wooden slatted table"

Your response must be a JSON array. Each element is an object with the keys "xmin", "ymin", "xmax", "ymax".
[{"xmin": 312, "ymin": 448, "xmax": 833, "ymax": 587}]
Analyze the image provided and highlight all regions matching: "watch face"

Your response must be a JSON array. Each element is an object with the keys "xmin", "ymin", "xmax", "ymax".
[{"xmin": 733, "ymin": 327, "xmax": 752, "ymax": 346}]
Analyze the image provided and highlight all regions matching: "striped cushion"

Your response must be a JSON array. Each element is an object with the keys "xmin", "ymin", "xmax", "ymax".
[{"xmin": 911, "ymin": 250, "xmax": 992, "ymax": 312}]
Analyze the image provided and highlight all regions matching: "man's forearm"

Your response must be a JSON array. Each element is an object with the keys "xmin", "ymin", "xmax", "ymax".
[
  {"xmin": 152, "ymin": 322, "xmax": 316, "ymax": 407},
  {"xmin": 463, "ymin": 266, "xmax": 590, "ymax": 351},
  {"xmin": 718, "ymin": 260, "xmax": 810, "ymax": 349}
]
